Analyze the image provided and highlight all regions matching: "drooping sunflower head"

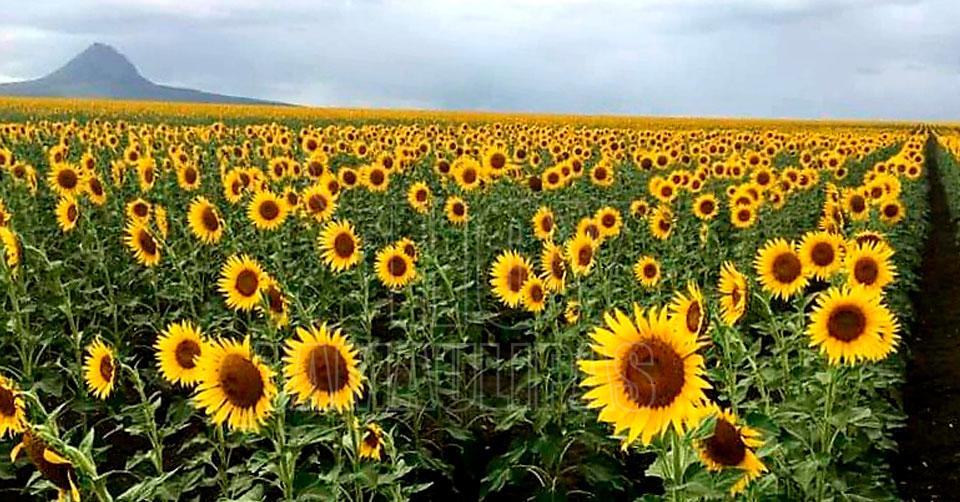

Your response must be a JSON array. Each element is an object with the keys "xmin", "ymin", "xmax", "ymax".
[
  {"xmin": 124, "ymin": 220, "xmax": 161, "ymax": 267},
  {"xmin": 566, "ymin": 234, "xmax": 596, "ymax": 277},
  {"xmin": 633, "ymin": 255, "xmax": 661, "ymax": 288},
  {"xmin": 540, "ymin": 241, "xmax": 567, "ymax": 293},
  {"xmin": 195, "ymin": 337, "xmax": 276, "ymax": 432},
  {"xmin": 319, "ymin": 220, "xmax": 362, "ymax": 272},
  {"xmin": 375, "ymin": 245, "xmax": 416, "ymax": 290},
  {"xmin": 0, "ymin": 374, "xmax": 25, "ymax": 438},
  {"xmin": 693, "ymin": 404, "xmax": 767, "ymax": 495},
  {"xmin": 11, "ymin": 429, "xmax": 81, "ymax": 502},
  {"xmin": 808, "ymin": 286, "xmax": 898, "ymax": 365},
  {"xmin": 283, "ymin": 324, "xmax": 364, "ymax": 412},
  {"xmin": 84, "ymin": 339, "xmax": 116, "ymax": 400},
  {"xmin": 188, "ymin": 196, "xmax": 224, "ymax": 244},
  {"xmin": 578, "ymin": 306, "xmax": 710, "ymax": 446},
  {"xmin": 261, "ymin": 276, "xmax": 290, "ymax": 328},
  {"xmin": 532, "ymin": 206, "xmax": 555, "ymax": 240},
  {"xmin": 754, "ymin": 238, "xmax": 808, "ymax": 300},
  {"xmin": 669, "ymin": 282, "xmax": 708, "ymax": 338},
  {"xmin": 718, "ymin": 261, "xmax": 748, "ymax": 326},
  {"xmin": 155, "ymin": 320, "xmax": 206, "ymax": 387},
  {"xmin": 445, "ymin": 196, "xmax": 469, "ymax": 225},
  {"xmin": 248, "ymin": 190, "xmax": 288, "ymax": 231},
  {"xmin": 55, "ymin": 196, "xmax": 80, "ymax": 233},
  {"xmin": 489, "ymin": 250, "xmax": 533, "ymax": 307},
  {"xmin": 407, "ymin": 181, "xmax": 432, "ymax": 214},
  {"xmin": 844, "ymin": 241, "xmax": 896, "ymax": 293},
  {"xmin": 218, "ymin": 254, "xmax": 267, "ymax": 312},
  {"xmin": 359, "ymin": 423, "xmax": 386, "ymax": 460}
]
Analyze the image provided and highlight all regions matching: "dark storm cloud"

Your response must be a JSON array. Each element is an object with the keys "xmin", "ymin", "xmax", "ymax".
[{"xmin": 0, "ymin": 0, "xmax": 958, "ymax": 119}]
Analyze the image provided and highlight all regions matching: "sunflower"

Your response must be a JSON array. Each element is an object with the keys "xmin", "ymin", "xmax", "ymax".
[
  {"xmin": 564, "ymin": 300, "xmax": 581, "ymax": 324},
  {"xmin": 223, "ymin": 169, "xmax": 247, "ymax": 203},
  {"xmin": 576, "ymin": 217, "xmax": 603, "ymax": 243},
  {"xmin": 669, "ymin": 282, "xmax": 708, "ymax": 338},
  {"xmin": 155, "ymin": 320, "xmax": 206, "ymax": 386},
  {"xmin": 338, "ymin": 167, "xmax": 360, "ymax": 189},
  {"xmin": 188, "ymin": 196, "xmax": 224, "ymax": 244},
  {"xmin": 452, "ymin": 157, "xmax": 482, "ymax": 191},
  {"xmin": 489, "ymin": 250, "xmax": 533, "ymax": 307},
  {"xmin": 10, "ymin": 430, "xmax": 80, "ymax": 502},
  {"xmin": 521, "ymin": 277, "xmax": 548, "ymax": 313},
  {"xmin": 730, "ymin": 205, "xmax": 757, "ymax": 229},
  {"xmin": 566, "ymin": 234, "xmax": 596, "ymax": 277},
  {"xmin": 649, "ymin": 205, "xmax": 674, "ymax": 240},
  {"xmin": 798, "ymin": 231, "xmax": 845, "ymax": 280},
  {"xmin": 0, "ymin": 374, "xmax": 25, "ymax": 437},
  {"xmin": 195, "ymin": 337, "xmax": 276, "ymax": 432},
  {"xmin": 124, "ymin": 221, "xmax": 161, "ymax": 267},
  {"xmin": 754, "ymin": 238, "xmax": 808, "ymax": 300},
  {"xmin": 532, "ymin": 206, "xmax": 556, "ymax": 240},
  {"xmin": 807, "ymin": 286, "xmax": 898, "ymax": 364},
  {"xmin": 589, "ymin": 161, "xmax": 614, "ymax": 187},
  {"xmin": 878, "ymin": 197, "xmax": 905, "ymax": 225},
  {"xmin": 283, "ymin": 324, "xmax": 364, "ymax": 411},
  {"xmin": 540, "ymin": 241, "xmax": 567, "ymax": 293},
  {"xmin": 376, "ymin": 245, "xmax": 416, "ymax": 289},
  {"xmin": 844, "ymin": 241, "xmax": 896, "ymax": 294},
  {"xmin": 395, "ymin": 237, "xmax": 419, "ymax": 262},
  {"xmin": 84, "ymin": 175, "xmax": 107, "ymax": 206},
  {"xmin": 633, "ymin": 255, "xmax": 661, "ymax": 288},
  {"xmin": 445, "ymin": 196, "xmax": 469, "ymax": 225},
  {"xmin": 0, "ymin": 227, "xmax": 20, "ymax": 269},
  {"xmin": 407, "ymin": 182, "xmax": 432, "ymax": 214},
  {"xmin": 483, "ymin": 146, "xmax": 512, "ymax": 177},
  {"xmin": 843, "ymin": 189, "xmax": 870, "ymax": 221},
  {"xmin": 262, "ymin": 277, "xmax": 290, "ymax": 328},
  {"xmin": 630, "ymin": 199, "xmax": 650, "ymax": 219},
  {"xmin": 361, "ymin": 164, "xmax": 391, "ymax": 192},
  {"xmin": 176, "ymin": 163, "xmax": 201, "ymax": 191},
  {"xmin": 137, "ymin": 157, "xmax": 157, "ymax": 191},
  {"xmin": 155, "ymin": 204, "xmax": 169, "ymax": 239},
  {"xmin": 248, "ymin": 191, "xmax": 288, "ymax": 231},
  {"xmin": 318, "ymin": 220, "xmax": 362, "ymax": 272},
  {"xmin": 718, "ymin": 262, "xmax": 748, "ymax": 326},
  {"xmin": 48, "ymin": 163, "xmax": 83, "ymax": 197},
  {"xmin": 125, "ymin": 197, "xmax": 152, "ymax": 223},
  {"xmin": 359, "ymin": 423, "xmax": 385, "ymax": 460},
  {"xmin": 694, "ymin": 405, "xmax": 766, "ymax": 495},
  {"xmin": 595, "ymin": 206, "xmax": 623, "ymax": 238},
  {"xmin": 301, "ymin": 184, "xmax": 338, "ymax": 223},
  {"xmin": 55, "ymin": 196, "xmax": 80, "ymax": 233},
  {"xmin": 218, "ymin": 254, "xmax": 267, "ymax": 312},
  {"xmin": 84, "ymin": 339, "xmax": 116, "ymax": 399},
  {"xmin": 578, "ymin": 306, "xmax": 710, "ymax": 446},
  {"xmin": 693, "ymin": 193, "xmax": 719, "ymax": 220}
]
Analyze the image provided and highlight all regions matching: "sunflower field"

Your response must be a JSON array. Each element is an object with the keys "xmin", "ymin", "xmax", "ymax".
[{"xmin": 0, "ymin": 98, "xmax": 934, "ymax": 500}]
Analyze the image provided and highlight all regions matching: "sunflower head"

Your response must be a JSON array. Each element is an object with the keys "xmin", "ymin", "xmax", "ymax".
[
  {"xmin": 633, "ymin": 255, "xmax": 661, "ymax": 288},
  {"xmin": 155, "ymin": 320, "xmax": 206, "ymax": 386},
  {"xmin": 754, "ymin": 238, "xmax": 808, "ymax": 300},
  {"xmin": 188, "ymin": 196, "xmax": 224, "ymax": 244},
  {"xmin": 808, "ymin": 286, "xmax": 899, "ymax": 365},
  {"xmin": 490, "ymin": 250, "xmax": 533, "ymax": 307},
  {"xmin": 359, "ymin": 423, "xmax": 386, "ymax": 460},
  {"xmin": 84, "ymin": 339, "xmax": 116, "ymax": 400},
  {"xmin": 0, "ymin": 374, "xmax": 26, "ymax": 438},
  {"xmin": 218, "ymin": 254, "xmax": 267, "ymax": 312},
  {"xmin": 319, "ymin": 220, "xmax": 362, "ymax": 272},
  {"xmin": 445, "ymin": 197, "xmax": 469, "ymax": 225},
  {"xmin": 124, "ymin": 221, "xmax": 161, "ymax": 267},
  {"xmin": 693, "ymin": 405, "xmax": 767, "ymax": 495},
  {"xmin": 195, "ymin": 336, "xmax": 276, "ymax": 432},
  {"xmin": 669, "ymin": 282, "xmax": 708, "ymax": 338},
  {"xmin": 566, "ymin": 235, "xmax": 595, "ymax": 277},
  {"xmin": 283, "ymin": 324, "xmax": 364, "ymax": 412},
  {"xmin": 718, "ymin": 261, "xmax": 748, "ymax": 326},
  {"xmin": 376, "ymin": 245, "xmax": 416, "ymax": 290},
  {"xmin": 532, "ymin": 206, "xmax": 556, "ymax": 240}
]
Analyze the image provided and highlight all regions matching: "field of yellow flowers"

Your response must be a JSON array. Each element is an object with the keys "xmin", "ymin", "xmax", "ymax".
[{"xmin": 0, "ymin": 97, "xmax": 934, "ymax": 500}]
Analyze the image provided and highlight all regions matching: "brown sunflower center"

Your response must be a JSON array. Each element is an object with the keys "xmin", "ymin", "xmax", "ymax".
[
  {"xmin": 577, "ymin": 245, "xmax": 593, "ymax": 266},
  {"xmin": 343, "ymin": 170, "xmax": 357, "ymax": 185},
  {"xmin": 550, "ymin": 254, "xmax": 565, "ymax": 279},
  {"xmin": 658, "ymin": 219, "xmax": 671, "ymax": 233},
  {"xmin": 0, "ymin": 386, "xmax": 16, "ymax": 417},
  {"xmin": 853, "ymin": 258, "xmax": 879, "ymax": 285},
  {"xmin": 507, "ymin": 265, "xmax": 528, "ymax": 292},
  {"xmin": 705, "ymin": 419, "xmax": 747, "ymax": 466},
  {"xmin": 67, "ymin": 204, "xmax": 77, "ymax": 222},
  {"xmin": 528, "ymin": 283, "xmax": 544, "ymax": 303},
  {"xmin": 415, "ymin": 189, "xmax": 427, "ymax": 202},
  {"xmin": 143, "ymin": 167, "xmax": 154, "ymax": 184},
  {"xmin": 387, "ymin": 255, "xmax": 408, "ymax": 278},
  {"xmin": 184, "ymin": 167, "xmax": 197, "ymax": 184},
  {"xmin": 370, "ymin": 169, "xmax": 385, "ymax": 185},
  {"xmin": 850, "ymin": 196, "xmax": 866, "ymax": 213},
  {"xmin": 133, "ymin": 202, "xmax": 149, "ymax": 218},
  {"xmin": 594, "ymin": 166, "xmax": 607, "ymax": 180},
  {"xmin": 57, "ymin": 169, "xmax": 78, "ymax": 190},
  {"xmin": 308, "ymin": 194, "xmax": 327, "ymax": 213},
  {"xmin": 643, "ymin": 263, "xmax": 658, "ymax": 279},
  {"xmin": 601, "ymin": 213, "xmax": 616, "ymax": 228},
  {"xmin": 334, "ymin": 232, "xmax": 355, "ymax": 258},
  {"xmin": 99, "ymin": 354, "xmax": 114, "ymax": 383},
  {"xmin": 452, "ymin": 202, "xmax": 465, "ymax": 217},
  {"xmin": 772, "ymin": 252, "xmax": 802, "ymax": 283},
  {"xmin": 175, "ymin": 339, "xmax": 202, "ymax": 369},
  {"xmin": 490, "ymin": 153, "xmax": 506, "ymax": 170},
  {"xmin": 201, "ymin": 207, "xmax": 220, "ymax": 232},
  {"xmin": 259, "ymin": 200, "xmax": 280, "ymax": 220},
  {"xmin": 699, "ymin": 200, "xmax": 715, "ymax": 215},
  {"xmin": 138, "ymin": 230, "xmax": 157, "ymax": 255},
  {"xmin": 686, "ymin": 301, "xmax": 702, "ymax": 334},
  {"xmin": 267, "ymin": 285, "xmax": 284, "ymax": 313},
  {"xmin": 883, "ymin": 204, "xmax": 899, "ymax": 218},
  {"xmin": 462, "ymin": 167, "xmax": 477, "ymax": 184},
  {"xmin": 827, "ymin": 305, "xmax": 867, "ymax": 342},
  {"xmin": 737, "ymin": 209, "xmax": 752, "ymax": 222},
  {"xmin": 585, "ymin": 224, "xmax": 600, "ymax": 240},
  {"xmin": 307, "ymin": 345, "xmax": 349, "ymax": 393},
  {"xmin": 235, "ymin": 269, "xmax": 260, "ymax": 297},
  {"xmin": 620, "ymin": 339, "xmax": 686, "ymax": 408},
  {"xmin": 89, "ymin": 178, "xmax": 104, "ymax": 196},
  {"xmin": 540, "ymin": 215, "xmax": 554, "ymax": 233},
  {"xmin": 810, "ymin": 242, "xmax": 835, "ymax": 267},
  {"xmin": 219, "ymin": 353, "xmax": 264, "ymax": 408},
  {"xmin": 363, "ymin": 430, "xmax": 380, "ymax": 448}
]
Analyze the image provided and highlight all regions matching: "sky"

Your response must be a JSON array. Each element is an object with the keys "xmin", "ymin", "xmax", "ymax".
[{"xmin": 0, "ymin": 0, "xmax": 958, "ymax": 119}]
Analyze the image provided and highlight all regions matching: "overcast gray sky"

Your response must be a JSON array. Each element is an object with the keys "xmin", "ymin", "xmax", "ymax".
[{"xmin": 0, "ymin": 0, "xmax": 958, "ymax": 119}]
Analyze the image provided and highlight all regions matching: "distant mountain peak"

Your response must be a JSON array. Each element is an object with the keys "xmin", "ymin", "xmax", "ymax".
[{"xmin": 0, "ymin": 42, "xmax": 284, "ymax": 105}]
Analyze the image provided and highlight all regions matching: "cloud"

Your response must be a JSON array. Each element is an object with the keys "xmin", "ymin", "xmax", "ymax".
[{"xmin": 0, "ymin": 0, "xmax": 958, "ymax": 119}]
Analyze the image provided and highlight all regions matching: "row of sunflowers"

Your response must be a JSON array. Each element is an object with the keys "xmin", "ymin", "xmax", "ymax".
[{"xmin": 0, "ymin": 103, "xmax": 930, "ymax": 500}]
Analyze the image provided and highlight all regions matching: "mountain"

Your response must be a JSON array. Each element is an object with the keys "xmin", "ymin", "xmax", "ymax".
[{"xmin": 0, "ymin": 43, "xmax": 284, "ymax": 105}]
